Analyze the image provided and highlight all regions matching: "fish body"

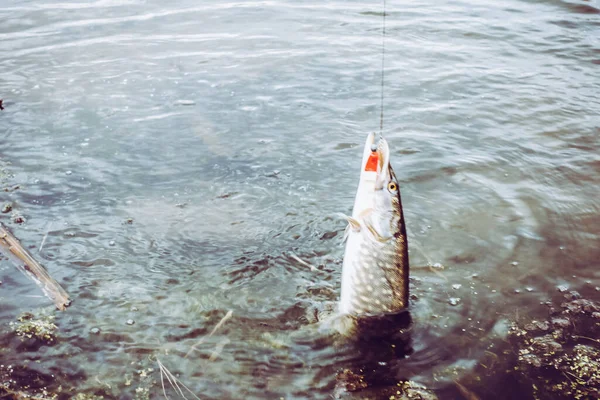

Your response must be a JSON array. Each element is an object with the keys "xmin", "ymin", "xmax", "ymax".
[{"xmin": 339, "ymin": 133, "xmax": 409, "ymax": 317}]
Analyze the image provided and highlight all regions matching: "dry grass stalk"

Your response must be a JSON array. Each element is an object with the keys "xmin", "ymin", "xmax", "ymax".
[
  {"xmin": 185, "ymin": 310, "xmax": 232, "ymax": 359},
  {"xmin": 288, "ymin": 252, "xmax": 317, "ymax": 271},
  {"xmin": 157, "ymin": 358, "xmax": 201, "ymax": 400}
]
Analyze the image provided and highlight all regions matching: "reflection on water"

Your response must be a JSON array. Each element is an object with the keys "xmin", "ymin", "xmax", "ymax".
[{"xmin": 1, "ymin": 0, "xmax": 599, "ymax": 398}]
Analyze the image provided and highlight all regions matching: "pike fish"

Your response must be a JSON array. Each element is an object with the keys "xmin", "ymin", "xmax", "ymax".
[{"xmin": 339, "ymin": 132, "xmax": 409, "ymax": 318}]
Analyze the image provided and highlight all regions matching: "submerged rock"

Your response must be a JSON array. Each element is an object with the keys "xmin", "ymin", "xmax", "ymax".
[
  {"xmin": 334, "ymin": 370, "xmax": 438, "ymax": 400},
  {"xmin": 11, "ymin": 213, "xmax": 25, "ymax": 224},
  {"xmin": 392, "ymin": 381, "xmax": 438, "ymax": 400},
  {"xmin": 1, "ymin": 202, "xmax": 12, "ymax": 213},
  {"xmin": 72, "ymin": 394, "xmax": 105, "ymax": 400},
  {"xmin": 509, "ymin": 295, "xmax": 600, "ymax": 399},
  {"xmin": 336, "ymin": 369, "xmax": 368, "ymax": 392},
  {"xmin": 0, "ymin": 364, "xmax": 60, "ymax": 399},
  {"xmin": 9, "ymin": 311, "xmax": 57, "ymax": 343}
]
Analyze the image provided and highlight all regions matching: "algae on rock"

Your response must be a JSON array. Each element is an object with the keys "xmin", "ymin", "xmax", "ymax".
[
  {"xmin": 509, "ymin": 294, "xmax": 600, "ymax": 400},
  {"xmin": 10, "ymin": 311, "xmax": 58, "ymax": 343}
]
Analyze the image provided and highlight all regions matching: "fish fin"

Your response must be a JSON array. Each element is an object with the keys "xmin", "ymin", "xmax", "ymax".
[
  {"xmin": 343, "ymin": 224, "xmax": 351, "ymax": 242},
  {"xmin": 336, "ymin": 213, "xmax": 361, "ymax": 232},
  {"xmin": 347, "ymin": 217, "xmax": 361, "ymax": 232}
]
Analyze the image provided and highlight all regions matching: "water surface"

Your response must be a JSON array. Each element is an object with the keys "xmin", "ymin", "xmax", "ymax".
[{"xmin": 1, "ymin": 0, "xmax": 599, "ymax": 398}]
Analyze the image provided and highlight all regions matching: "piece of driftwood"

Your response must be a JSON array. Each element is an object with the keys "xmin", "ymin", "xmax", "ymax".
[{"xmin": 0, "ymin": 222, "xmax": 70, "ymax": 310}]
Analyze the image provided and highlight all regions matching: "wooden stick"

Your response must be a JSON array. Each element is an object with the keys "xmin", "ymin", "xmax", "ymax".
[{"xmin": 0, "ymin": 222, "xmax": 71, "ymax": 310}]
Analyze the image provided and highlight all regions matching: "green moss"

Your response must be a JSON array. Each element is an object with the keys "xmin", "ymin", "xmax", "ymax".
[
  {"xmin": 10, "ymin": 312, "xmax": 58, "ymax": 343},
  {"xmin": 391, "ymin": 381, "xmax": 438, "ymax": 400},
  {"xmin": 508, "ymin": 296, "xmax": 600, "ymax": 399}
]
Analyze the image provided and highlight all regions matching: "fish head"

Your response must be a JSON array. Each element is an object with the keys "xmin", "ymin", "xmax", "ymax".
[{"xmin": 353, "ymin": 133, "xmax": 403, "ymax": 224}]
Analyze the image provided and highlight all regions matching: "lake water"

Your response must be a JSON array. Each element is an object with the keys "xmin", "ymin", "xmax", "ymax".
[{"xmin": 1, "ymin": 0, "xmax": 599, "ymax": 398}]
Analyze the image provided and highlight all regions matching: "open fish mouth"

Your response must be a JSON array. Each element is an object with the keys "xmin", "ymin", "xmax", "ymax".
[
  {"xmin": 360, "ymin": 133, "xmax": 390, "ymax": 178},
  {"xmin": 353, "ymin": 133, "xmax": 391, "ymax": 216}
]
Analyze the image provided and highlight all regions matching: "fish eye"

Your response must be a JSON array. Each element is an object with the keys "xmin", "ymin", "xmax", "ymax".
[{"xmin": 388, "ymin": 182, "xmax": 397, "ymax": 192}]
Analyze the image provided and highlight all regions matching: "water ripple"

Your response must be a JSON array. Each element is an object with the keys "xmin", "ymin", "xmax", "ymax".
[{"xmin": 1, "ymin": 0, "xmax": 599, "ymax": 397}]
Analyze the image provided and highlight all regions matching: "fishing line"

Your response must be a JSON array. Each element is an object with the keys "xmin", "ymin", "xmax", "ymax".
[
  {"xmin": 372, "ymin": 0, "xmax": 387, "ymax": 152},
  {"xmin": 378, "ymin": 0, "xmax": 387, "ymax": 141}
]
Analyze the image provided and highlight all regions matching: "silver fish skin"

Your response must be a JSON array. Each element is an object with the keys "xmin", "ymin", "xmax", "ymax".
[{"xmin": 339, "ymin": 133, "xmax": 409, "ymax": 318}]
